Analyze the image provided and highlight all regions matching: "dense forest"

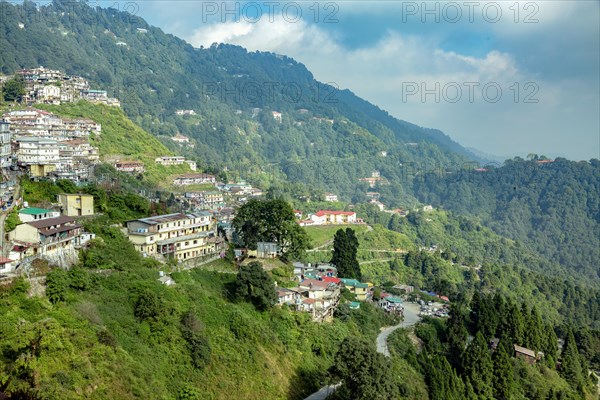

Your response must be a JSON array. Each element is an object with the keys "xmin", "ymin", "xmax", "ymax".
[{"xmin": 414, "ymin": 158, "xmax": 600, "ymax": 281}]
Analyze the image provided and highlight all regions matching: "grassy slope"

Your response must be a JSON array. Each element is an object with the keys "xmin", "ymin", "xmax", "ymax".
[
  {"xmin": 304, "ymin": 224, "xmax": 369, "ymax": 249},
  {"xmin": 0, "ymin": 263, "xmax": 368, "ymax": 400},
  {"xmin": 37, "ymin": 101, "xmax": 192, "ymax": 186}
]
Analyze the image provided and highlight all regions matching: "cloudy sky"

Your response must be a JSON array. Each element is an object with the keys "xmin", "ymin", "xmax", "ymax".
[{"xmin": 130, "ymin": 1, "xmax": 597, "ymax": 160}]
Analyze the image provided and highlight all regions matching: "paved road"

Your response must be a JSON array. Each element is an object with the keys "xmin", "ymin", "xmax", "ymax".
[
  {"xmin": 303, "ymin": 384, "xmax": 341, "ymax": 400},
  {"xmin": 376, "ymin": 302, "xmax": 421, "ymax": 356},
  {"xmin": 304, "ymin": 301, "xmax": 421, "ymax": 400}
]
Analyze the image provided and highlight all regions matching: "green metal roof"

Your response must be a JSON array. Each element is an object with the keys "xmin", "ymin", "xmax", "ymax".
[
  {"xmin": 386, "ymin": 297, "xmax": 403, "ymax": 304},
  {"xmin": 19, "ymin": 207, "xmax": 54, "ymax": 215},
  {"xmin": 340, "ymin": 278, "xmax": 369, "ymax": 288}
]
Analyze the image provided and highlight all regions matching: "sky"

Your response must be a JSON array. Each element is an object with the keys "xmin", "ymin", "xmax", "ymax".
[{"xmin": 112, "ymin": 1, "xmax": 598, "ymax": 160}]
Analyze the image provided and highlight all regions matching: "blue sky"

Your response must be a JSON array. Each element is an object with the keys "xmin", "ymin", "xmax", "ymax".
[{"xmin": 117, "ymin": 1, "xmax": 598, "ymax": 159}]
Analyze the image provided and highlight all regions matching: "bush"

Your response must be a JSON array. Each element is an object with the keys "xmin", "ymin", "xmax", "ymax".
[
  {"xmin": 134, "ymin": 289, "xmax": 163, "ymax": 322},
  {"xmin": 97, "ymin": 328, "xmax": 118, "ymax": 348}
]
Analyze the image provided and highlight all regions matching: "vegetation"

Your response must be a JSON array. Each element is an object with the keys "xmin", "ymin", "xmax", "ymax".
[
  {"xmin": 234, "ymin": 261, "xmax": 277, "ymax": 311},
  {"xmin": 414, "ymin": 158, "xmax": 600, "ymax": 281},
  {"xmin": 3, "ymin": 208, "xmax": 20, "ymax": 232},
  {"xmin": 0, "ymin": 215, "xmax": 395, "ymax": 400},
  {"xmin": 329, "ymin": 336, "xmax": 398, "ymax": 400},
  {"xmin": 232, "ymin": 199, "xmax": 310, "ymax": 260},
  {"xmin": 21, "ymin": 178, "xmax": 154, "ymax": 224},
  {"xmin": 331, "ymin": 228, "xmax": 361, "ymax": 280},
  {"xmin": 304, "ymin": 224, "xmax": 368, "ymax": 249},
  {"xmin": 410, "ymin": 292, "xmax": 597, "ymax": 400},
  {"xmin": 1, "ymin": 75, "xmax": 25, "ymax": 102}
]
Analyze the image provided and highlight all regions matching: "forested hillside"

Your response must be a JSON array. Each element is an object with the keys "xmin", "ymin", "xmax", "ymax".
[
  {"xmin": 0, "ymin": 0, "xmax": 480, "ymax": 203},
  {"xmin": 413, "ymin": 158, "xmax": 600, "ymax": 280}
]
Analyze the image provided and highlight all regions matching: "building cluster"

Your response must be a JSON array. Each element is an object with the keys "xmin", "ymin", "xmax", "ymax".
[
  {"xmin": 7, "ymin": 66, "xmax": 120, "ymax": 107},
  {"xmin": 275, "ymin": 262, "xmax": 374, "ymax": 321},
  {"xmin": 1, "ymin": 108, "xmax": 100, "ymax": 181},
  {"xmin": 176, "ymin": 181, "xmax": 263, "ymax": 211},
  {"xmin": 0, "ymin": 194, "xmax": 96, "ymax": 274}
]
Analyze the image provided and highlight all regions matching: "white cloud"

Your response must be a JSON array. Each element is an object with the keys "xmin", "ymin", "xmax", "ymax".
[{"xmin": 183, "ymin": 10, "xmax": 598, "ymax": 160}]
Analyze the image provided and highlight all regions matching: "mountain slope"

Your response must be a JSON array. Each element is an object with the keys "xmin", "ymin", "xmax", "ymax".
[
  {"xmin": 413, "ymin": 158, "xmax": 600, "ymax": 281},
  {"xmin": 0, "ymin": 0, "xmax": 479, "ymax": 202}
]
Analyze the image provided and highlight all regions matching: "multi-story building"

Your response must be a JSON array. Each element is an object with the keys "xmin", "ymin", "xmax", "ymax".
[
  {"xmin": 115, "ymin": 161, "xmax": 144, "ymax": 173},
  {"xmin": 0, "ymin": 121, "xmax": 12, "ymax": 169},
  {"xmin": 15, "ymin": 137, "xmax": 59, "ymax": 177},
  {"xmin": 185, "ymin": 191, "xmax": 225, "ymax": 209},
  {"xmin": 309, "ymin": 210, "xmax": 357, "ymax": 225},
  {"xmin": 8, "ymin": 215, "xmax": 83, "ymax": 257},
  {"xmin": 126, "ymin": 212, "xmax": 217, "ymax": 261}
]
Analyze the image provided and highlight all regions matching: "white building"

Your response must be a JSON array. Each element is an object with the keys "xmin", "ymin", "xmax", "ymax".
[
  {"xmin": 173, "ymin": 173, "xmax": 216, "ymax": 186},
  {"xmin": 16, "ymin": 137, "xmax": 59, "ymax": 165},
  {"xmin": 309, "ymin": 210, "xmax": 357, "ymax": 225},
  {"xmin": 0, "ymin": 121, "xmax": 12, "ymax": 168},
  {"xmin": 324, "ymin": 193, "xmax": 338, "ymax": 202}
]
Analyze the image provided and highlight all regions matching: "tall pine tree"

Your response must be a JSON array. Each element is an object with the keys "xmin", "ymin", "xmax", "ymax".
[
  {"xmin": 463, "ymin": 331, "xmax": 494, "ymax": 399},
  {"xmin": 560, "ymin": 329, "xmax": 585, "ymax": 393},
  {"xmin": 492, "ymin": 335, "xmax": 516, "ymax": 400},
  {"xmin": 331, "ymin": 228, "xmax": 361, "ymax": 279}
]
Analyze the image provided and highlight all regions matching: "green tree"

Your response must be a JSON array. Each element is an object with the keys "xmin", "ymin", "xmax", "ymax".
[
  {"xmin": 134, "ymin": 289, "xmax": 163, "ymax": 322},
  {"xmin": 560, "ymin": 330, "xmax": 585, "ymax": 392},
  {"xmin": 329, "ymin": 336, "xmax": 398, "ymax": 400},
  {"xmin": 446, "ymin": 304, "xmax": 468, "ymax": 369},
  {"xmin": 492, "ymin": 335, "xmax": 516, "ymax": 400},
  {"xmin": 45, "ymin": 269, "xmax": 70, "ymax": 303},
  {"xmin": 233, "ymin": 199, "xmax": 309, "ymax": 259},
  {"xmin": 462, "ymin": 331, "xmax": 494, "ymax": 399},
  {"xmin": 234, "ymin": 261, "xmax": 277, "ymax": 311},
  {"xmin": 331, "ymin": 228, "xmax": 361, "ymax": 279},
  {"xmin": 4, "ymin": 208, "xmax": 20, "ymax": 232},
  {"xmin": 2, "ymin": 75, "xmax": 25, "ymax": 102},
  {"xmin": 422, "ymin": 351, "xmax": 465, "ymax": 400}
]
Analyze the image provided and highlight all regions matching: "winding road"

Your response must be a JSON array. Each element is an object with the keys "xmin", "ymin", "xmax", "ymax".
[
  {"xmin": 303, "ymin": 301, "xmax": 421, "ymax": 400},
  {"xmin": 376, "ymin": 302, "xmax": 421, "ymax": 356}
]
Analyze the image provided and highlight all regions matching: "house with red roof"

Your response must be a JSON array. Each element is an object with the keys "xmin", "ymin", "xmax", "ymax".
[
  {"xmin": 0, "ymin": 257, "xmax": 16, "ymax": 273},
  {"xmin": 310, "ymin": 210, "xmax": 357, "ymax": 225}
]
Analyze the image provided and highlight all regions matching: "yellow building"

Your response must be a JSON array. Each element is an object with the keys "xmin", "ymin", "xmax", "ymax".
[
  {"xmin": 29, "ymin": 164, "xmax": 56, "ymax": 177},
  {"xmin": 8, "ymin": 215, "xmax": 82, "ymax": 256},
  {"xmin": 340, "ymin": 278, "xmax": 369, "ymax": 301},
  {"xmin": 126, "ymin": 212, "xmax": 218, "ymax": 261},
  {"xmin": 57, "ymin": 193, "xmax": 94, "ymax": 217}
]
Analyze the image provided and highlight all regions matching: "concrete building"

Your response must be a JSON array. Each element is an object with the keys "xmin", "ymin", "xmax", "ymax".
[
  {"xmin": 15, "ymin": 137, "xmax": 59, "ymax": 176},
  {"xmin": 8, "ymin": 215, "xmax": 83, "ymax": 257},
  {"xmin": 57, "ymin": 193, "xmax": 94, "ymax": 217},
  {"xmin": 0, "ymin": 121, "xmax": 12, "ymax": 169},
  {"xmin": 126, "ymin": 212, "xmax": 217, "ymax": 261}
]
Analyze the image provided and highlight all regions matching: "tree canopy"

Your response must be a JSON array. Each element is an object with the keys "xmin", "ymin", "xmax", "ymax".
[
  {"xmin": 232, "ymin": 198, "xmax": 310, "ymax": 260},
  {"xmin": 234, "ymin": 261, "xmax": 277, "ymax": 311},
  {"xmin": 331, "ymin": 228, "xmax": 361, "ymax": 280}
]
